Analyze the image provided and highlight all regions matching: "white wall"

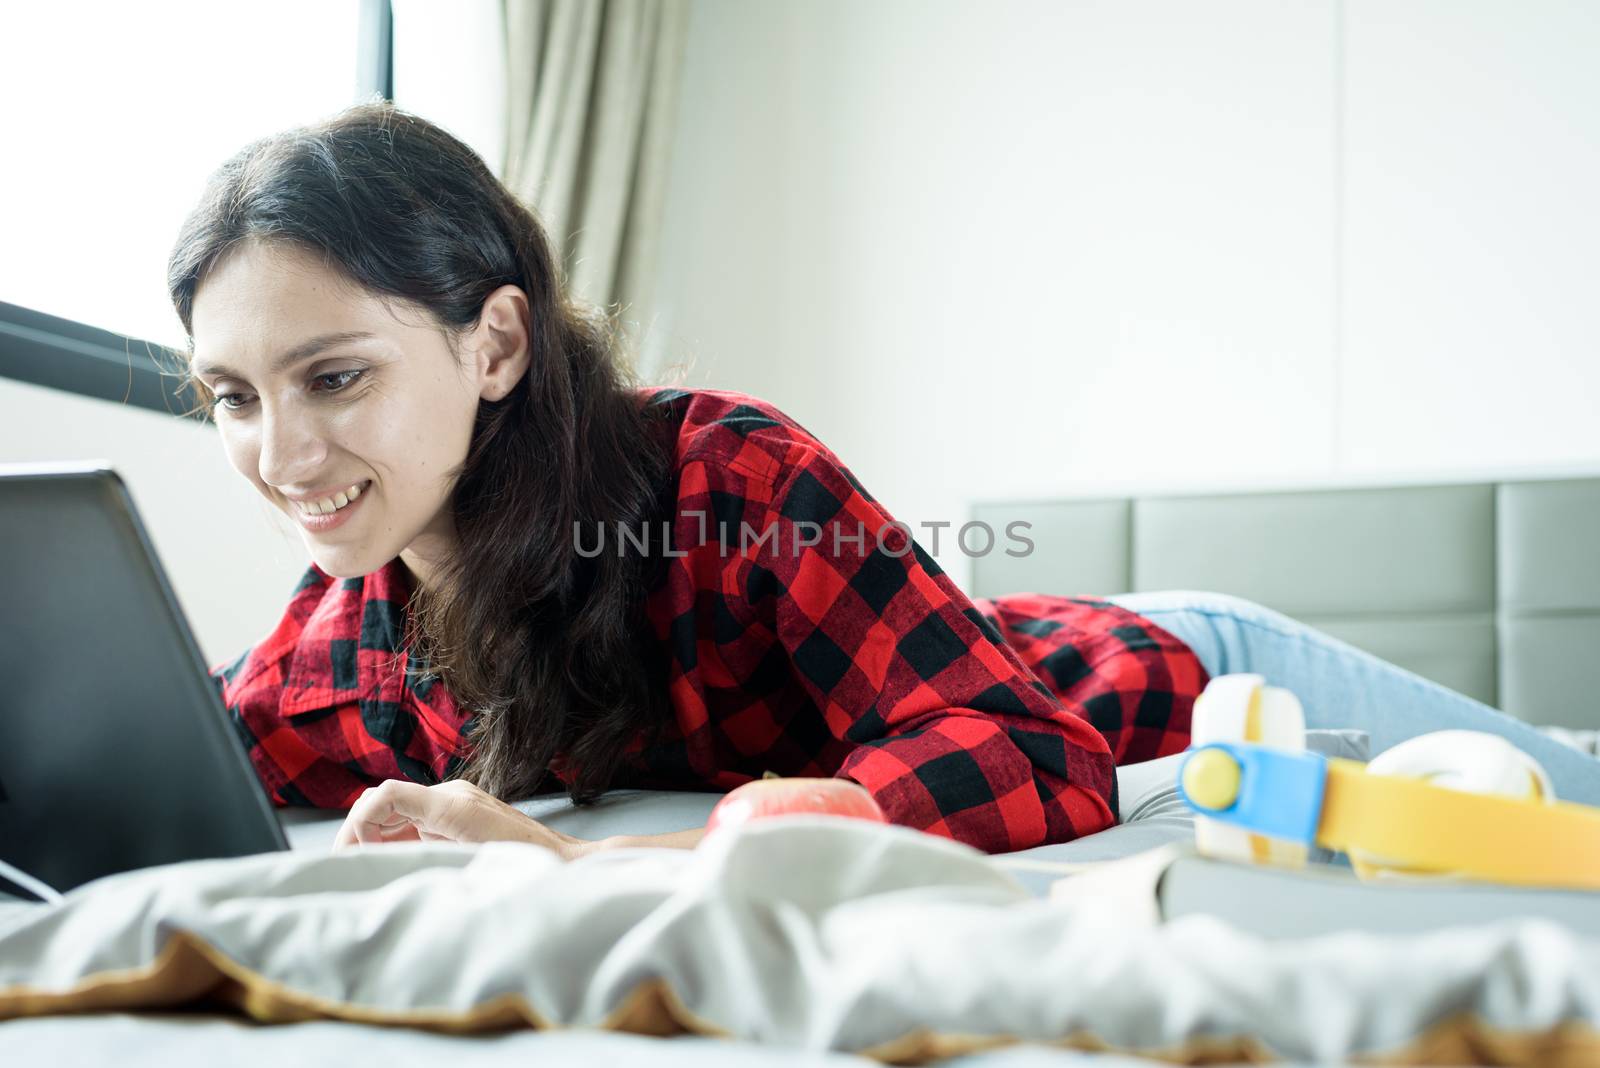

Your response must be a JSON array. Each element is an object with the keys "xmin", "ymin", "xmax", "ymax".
[
  {"xmin": 1340, "ymin": 0, "xmax": 1600, "ymax": 471},
  {"xmin": 647, "ymin": 0, "xmax": 1600, "ymax": 590},
  {"xmin": 0, "ymin": 378, "xmax": 306, "ymax": 665},
  {"xmin": 10, "ymin": 0, "xmax": 1597, "ymax": 660}
]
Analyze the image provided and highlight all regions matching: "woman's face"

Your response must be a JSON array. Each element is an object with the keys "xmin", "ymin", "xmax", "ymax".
[{"xmin": 189, "ymin": 240, "xmax": 500, "ymax": 587}]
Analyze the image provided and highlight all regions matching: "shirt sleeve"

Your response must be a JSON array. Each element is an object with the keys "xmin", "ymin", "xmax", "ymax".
[{"xmin": 726, "ymin": 446, "xmax": 1118, "ymax": 853}]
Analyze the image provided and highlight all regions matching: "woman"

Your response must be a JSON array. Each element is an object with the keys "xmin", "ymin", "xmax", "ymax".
[{"xmin": 172, "ymin": 104, "xmax": 1599, "ymax": 859}]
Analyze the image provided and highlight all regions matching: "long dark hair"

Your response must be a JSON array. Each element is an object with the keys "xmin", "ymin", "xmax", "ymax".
[{"xmin": 168, "ymin": 102, "xmax": 673, "ymax": 803}]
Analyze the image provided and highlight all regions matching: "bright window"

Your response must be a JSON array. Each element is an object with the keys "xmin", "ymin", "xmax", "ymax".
[{"xmin": 0, "ymin": 2, "xmax": 364, "ymax": 348}]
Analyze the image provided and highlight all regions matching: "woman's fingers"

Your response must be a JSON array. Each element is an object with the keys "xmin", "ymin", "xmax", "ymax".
[
  {"xmin": 328, "ymin": 779, "xmax": 576, "ymax": 858},
  {"xmin": 333, "ymin": 779, "xmax": 440, "ymax": 850},
  {"xmin": 378, "ymin": 823, "xmax": 423, "ymax": 844}
]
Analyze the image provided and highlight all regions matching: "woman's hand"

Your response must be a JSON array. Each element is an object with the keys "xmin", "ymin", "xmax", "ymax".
[{"xmin": 332, "ymin": 779, "xmax": 589, "ymax": 860}]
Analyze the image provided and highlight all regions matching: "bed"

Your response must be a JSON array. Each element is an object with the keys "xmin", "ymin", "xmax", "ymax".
[{"xmin": 5, "ymin": 475, "xmax": 1600, "ymax": 1065}]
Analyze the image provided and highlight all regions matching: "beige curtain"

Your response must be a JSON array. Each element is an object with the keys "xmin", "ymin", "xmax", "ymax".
[{"xmin": 502, "ymin": 0, "xmax": 689, "ymax": 322}]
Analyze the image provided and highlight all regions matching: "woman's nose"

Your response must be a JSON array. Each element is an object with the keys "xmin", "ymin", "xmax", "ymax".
[{"xmin": 256, "ymin": 405, "xmax": 328, "ymax": 490}]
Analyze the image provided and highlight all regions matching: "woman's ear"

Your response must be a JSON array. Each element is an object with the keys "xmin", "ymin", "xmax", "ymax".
[{"xmin": 469, "ymin": 285, "xmax": 532, "ymax": 401}]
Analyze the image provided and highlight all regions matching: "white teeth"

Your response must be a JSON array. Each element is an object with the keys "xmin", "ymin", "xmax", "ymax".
[{"xmin": 295, "ymin": 482, "xmax": 367, "ymax": 518}]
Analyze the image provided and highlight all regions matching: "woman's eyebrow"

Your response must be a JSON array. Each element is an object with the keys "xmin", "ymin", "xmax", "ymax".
[{"xmin": 194, "ymin": 331, "xmax": 377, "ymax": 379}]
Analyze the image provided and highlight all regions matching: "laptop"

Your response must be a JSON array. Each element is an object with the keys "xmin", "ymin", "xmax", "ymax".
[{"xmin": 0, "ymin": 463, "xmax": 289, "ymax": 899}]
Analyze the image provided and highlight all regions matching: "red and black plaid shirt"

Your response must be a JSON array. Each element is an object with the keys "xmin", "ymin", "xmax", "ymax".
[{"xmin": 214, "ymin": 388, "xmax": 1205, "ymax": 853}]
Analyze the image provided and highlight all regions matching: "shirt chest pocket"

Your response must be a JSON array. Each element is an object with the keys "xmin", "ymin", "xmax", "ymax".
[
  {"xmin": 279, "ymin": 632, "xmax": 471, "ymax": 786},
  {"xmin": 276, "ymin": 640, "xmax": 429, "ymax": 781},
  {"xmin": 278, "ymin": 636, "xmax": 363, "ymax": 716}
]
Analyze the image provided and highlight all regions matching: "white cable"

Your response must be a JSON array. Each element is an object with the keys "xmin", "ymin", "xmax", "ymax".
[{"xmin": 0, "ymin": 857, "xmax": 64, "ymax": 904}]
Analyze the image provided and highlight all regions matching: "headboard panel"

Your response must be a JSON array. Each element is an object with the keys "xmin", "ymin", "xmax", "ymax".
[{"xmin": 970, "ymin": 476, "xmax": 1600, "ymax": 728}]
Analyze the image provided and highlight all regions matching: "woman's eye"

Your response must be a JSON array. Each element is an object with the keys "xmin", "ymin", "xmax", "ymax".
[
  {"xmin": 314, "ymin": 369, "xmax": 364, "ymax": 393},
  {"xmin": 213, "ymin": 392, "xmax": 253, "ymax": 412}
]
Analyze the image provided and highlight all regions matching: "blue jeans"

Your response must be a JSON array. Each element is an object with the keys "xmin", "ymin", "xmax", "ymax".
[{"xmin": 1104, "ymin": 590, "xmax": 1600, "ymax": 807}]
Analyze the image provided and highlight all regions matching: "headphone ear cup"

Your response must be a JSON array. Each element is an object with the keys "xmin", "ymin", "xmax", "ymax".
[
  {"xmin": 1190, "ymin": 674, "xmax": 1308, "ymax": 870},
  {"xmin": 1350, "ymin": 730, "xmax": 1554, "ymax": 882}
]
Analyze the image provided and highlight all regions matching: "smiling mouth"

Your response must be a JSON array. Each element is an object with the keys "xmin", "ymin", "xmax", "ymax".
[{"xmin": 290, "ymin": 480, "xmax": 370, "ymax": 518}]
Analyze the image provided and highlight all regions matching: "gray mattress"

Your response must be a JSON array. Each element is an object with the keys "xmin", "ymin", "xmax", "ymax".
[{"xmin": 270, "ymin": 727, "xmax": 1600, "ymax": 942}]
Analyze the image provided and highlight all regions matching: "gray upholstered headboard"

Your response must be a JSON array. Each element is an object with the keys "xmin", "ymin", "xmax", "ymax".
[{"xmin": 969, "ymin": 477, "xmax": 1600, "ymax": 729}]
